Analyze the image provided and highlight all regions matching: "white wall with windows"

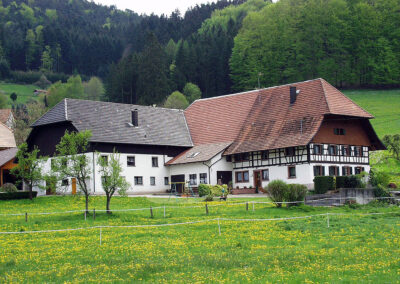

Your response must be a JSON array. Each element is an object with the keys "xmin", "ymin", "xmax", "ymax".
[{"xmin": 232, "ymin": 163, "xmax": 370, "ymax": 190}]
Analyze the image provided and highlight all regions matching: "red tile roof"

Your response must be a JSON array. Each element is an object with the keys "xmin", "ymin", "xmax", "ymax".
[{"xmin": 184, "ymin": 78, "xmax": 376, "ymax": 156}]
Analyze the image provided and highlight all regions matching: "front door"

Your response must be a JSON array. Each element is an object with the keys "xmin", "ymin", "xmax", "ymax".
[
  {"xmin": 71, "ymin": 178, "xmax": 77, "ymax": 195},
  {"xmin": 171, "ymin": 175, "xmax": 185, "ymax": 193},
  {"xmin": 253, "ymin": 171, "xmax": 262, "ymax": 191}
]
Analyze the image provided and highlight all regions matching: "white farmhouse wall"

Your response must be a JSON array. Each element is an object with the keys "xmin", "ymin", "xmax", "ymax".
[{"xmin": 233, "ymin": 163, "xmax": 371, "ymax": 190}]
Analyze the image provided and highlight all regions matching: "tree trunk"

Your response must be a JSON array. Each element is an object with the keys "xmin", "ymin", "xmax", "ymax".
[
  {"xmin": 28, "ymin": 182, "xmax": 33, "ymax": 200},
  {"xmin": 85, "ymin": 194, "xmax": 89, "ymax": 214},
  {"xmin": 106, "ymin": 195, "xmax": 111, "ymax": 214}
]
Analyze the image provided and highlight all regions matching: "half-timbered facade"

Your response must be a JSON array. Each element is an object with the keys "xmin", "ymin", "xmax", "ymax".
[{"xmin": 29, "ymin": 78, "xmax": 384, "ymax": 195}]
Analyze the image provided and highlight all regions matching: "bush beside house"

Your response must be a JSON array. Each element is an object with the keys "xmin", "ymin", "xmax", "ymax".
[{"xmin": 265, "ymin": 180, "xmax": 306, "ymax": 207}]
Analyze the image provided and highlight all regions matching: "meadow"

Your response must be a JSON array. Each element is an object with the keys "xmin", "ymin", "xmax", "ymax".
[
  {"xmin": 344, "ymin": 89, "xmax": 400, "ymax": 137},
  {"xmin": 0, "ymin": 83, "xmax": 39, "ymax": 106},
  {"xmin": 0, "ymin": 196, "xmax": 399, "ymax": 283}
]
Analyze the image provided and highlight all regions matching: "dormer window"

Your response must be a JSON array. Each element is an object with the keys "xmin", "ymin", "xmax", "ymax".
[
  {"xmin": 187, "ymin": 152, "xmax": 200, "ymax": 158},
  {"xmin": 334, "ymin": 128, "xmax": 345, "ymax": 135}
]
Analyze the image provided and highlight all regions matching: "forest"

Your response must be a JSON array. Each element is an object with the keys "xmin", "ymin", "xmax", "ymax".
[{"xmin": 1, "ymin": 0, "xmax": 400, "ymax": 108}]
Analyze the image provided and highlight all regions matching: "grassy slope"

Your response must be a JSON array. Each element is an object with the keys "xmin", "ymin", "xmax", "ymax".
[
  {"xmin": 0, "ymin": 196, "xmax": 399, "ymax": 282},
  {"xmin": 0, "ymin": 83, "xmax": 39, "ymax": 106},
  {"xmin": 343, "ymin": 89, "xmax": 400, "ymax": 137}
]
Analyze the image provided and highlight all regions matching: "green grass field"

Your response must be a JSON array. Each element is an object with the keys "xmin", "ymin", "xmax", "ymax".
[
  {"xmin": 0, "ymin": 196, "xmax": 399, "ymax": 282},
  {"xmin": 344, "ymin": 89, "xmax": 400, "ymax": 137},
  {"xmin": 0, "ymin": 83, "xmax": 39, "ymax": 106}
]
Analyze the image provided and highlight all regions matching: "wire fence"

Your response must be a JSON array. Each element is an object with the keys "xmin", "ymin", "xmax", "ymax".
[
  {"xmin": 0, "ymin": 211, "xmax": 399, "ymax": 238},
  {"xmin": 0, "ymin": 196, "xmax": 398, "ymax": 218}
]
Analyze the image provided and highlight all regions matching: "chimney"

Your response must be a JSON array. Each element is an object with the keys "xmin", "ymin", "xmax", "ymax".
[
  {"xmin": 290, "ymin": 86, "xmax": 297, "ymax": 105},
  {"xmin": 132, "ymin": 109, "xmax": 138, "ymax": 127}
]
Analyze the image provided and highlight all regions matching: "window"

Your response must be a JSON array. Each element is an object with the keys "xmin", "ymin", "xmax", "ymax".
[
  {"xmin": 200, "ymin": 173, "xmax": 207, "ymax": 184},
  {"xmin": 313, "ymin": 165, "xmax": 325, "ymax": 176},
  {"xmin": 341, "ymin": 146, "xmax": 350, "ymax": 156},
  {"xmin": 134, "ymin": 176, "xmax": 143, "ymax": 185},
  {"xmin": 242, "ymin": 153, "xmax": 250, "ymax": 161},
  {"xmin": 152, "ymin": 157, "xmax": 159, "ymax": 167},
  {"xmin": 150, "ymin": 177, "xmax": 156, "ymax": 186},
  {"xmin": 261, "ymin": 151, "xmax": 269, "ymax": 160},
  {"xmin": 328, "ymin": 145, "xmax": 337, "ymax": 155},
  {"xmin": 354, "ymin": 146, "xmax": 362, "ymax": 157},
  {"xmin": 101, "ymin": 155, "xmax": 108, "ymax": 165},
  {"xmin": 262, "ymin": 169, "xmax": 269, "ymax": 181},
  {"xmin": 313, "ymin": 144, "xmax": 322, "ymax": 155},
  {"xmin": 235, "ymin": 171, "xmax": 249, "ymax": 183},
  {"xmin": 285, "ymin": 147, "xmax": 295, "ymax": 157},
  {"xmin": 334, "ymin": 128, "xmax": 346, "ymax": 135},
  {"xmin": 61, "ymin": 179, "xmax": 69, "ymax": 186},
  {"xmin": 355, "ymin": 167, "xmax": 365, "ymax": 175},
  {"xmin": 187, "ymin": 152, "xmax": 200, "ymax": 158},
  {"xmin": 189, "ymin": 174, "xmax": 197, "ymax": 186},
  {"xmin": 329, "ymin": 166, "xmax": 340, "ymax": 176},
  {"xmin": 127, "ymin": 156, "xmax": 135, "ymax": 167},
  {"xmin": 342, "ymin": 166, "xmax": 353, "ymax": 176},
  {"xmin": 164, "ymin": 177, "xmax": 169, "ymax": 185},
  {"xmin": 288, "ymin": 166, "xmax": 296, "ymax": 178},
  {"xmin": 226, "ymin": 155, "xmax": 232, "ymax": 162}
]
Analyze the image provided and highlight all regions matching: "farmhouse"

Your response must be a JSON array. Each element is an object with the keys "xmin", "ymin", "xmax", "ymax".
[{"xmin": 27, "ymin": 78, "xmax": 384, "ymax": 195}]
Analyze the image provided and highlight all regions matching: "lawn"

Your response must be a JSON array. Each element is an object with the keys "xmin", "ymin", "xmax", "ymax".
[
  {"xmin": 0, "ymin": 196, "xmax": 399, "ymax": 282},
  {"xmin": 344, "ymin": 89, "xmax": 400, "ymax": 137},
  {"xmin": 0, "ymin": 83, "xmax": 39, "ymax": 106}
]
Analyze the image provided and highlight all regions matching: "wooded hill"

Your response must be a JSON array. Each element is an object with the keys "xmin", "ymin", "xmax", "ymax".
[{"xmin": 1, "ymin": 0, "xmax": 400, "ymax": 106}]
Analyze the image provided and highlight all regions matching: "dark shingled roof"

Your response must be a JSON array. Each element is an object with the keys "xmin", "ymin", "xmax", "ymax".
[
  {"xmin": 32, "ymin": 99, "xmax": 193, "ymax": 147},
  {"xmin": 0, "ymin": 147, "xmax": 17, "ymax": 167}
]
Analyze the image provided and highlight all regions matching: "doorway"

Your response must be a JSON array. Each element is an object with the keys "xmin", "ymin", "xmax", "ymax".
[
  {"xmin": 253, "ymin": 170, "xmax": 262, "ymax": 191},
  {"xmin": 71, "ymin": 178, "xmax": 77, "ymax": 195},
  {"xmin": 171, "ymin": 174, "xmax": 185, "ymax": 193},
  {"xmin": 216, "ymin": 171, "xmax": 232, "ymax": 185}
]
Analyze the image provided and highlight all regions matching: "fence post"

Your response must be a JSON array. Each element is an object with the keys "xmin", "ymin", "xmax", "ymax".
[
  {"xmin": 99, "ymin": 228, "xmax": 102, "ymax": 246},
  {"xmin": 218, "ymin": 218, "xmax": 221, "ymax": 236},
  {"xmin": 93, "ymin": 208, "xmax": 96, "ymax": 220},
  {"xmin": 25, "ymin": 212, "xmax": 28, "ymax": 222},
  {"xmin": 205, "ymin": 203, "xmax": 209, "ymax": 215},
  {"xmin": 327, "ymin": 213, "xmax": 330, "ymax": 228},
  {"xmin": 252, "ymin": 201, "xmax": 255, "ymax": 212},
  {"xmin": 164, "ymin": 205, "xmax": 166, "ymax": 218},
  {"xmin": 84, "ymin": 211, "xmax": 87, "ymax": 221},
  {"xmin": 150, "ymin": 206, "xmax": 154, "ymax": 218},
  {"xmin": 246, "ymin": 202, "xmax": 249, "ymax": 211}
]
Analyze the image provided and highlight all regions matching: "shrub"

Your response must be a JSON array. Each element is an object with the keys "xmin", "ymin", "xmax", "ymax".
[
  {"xmin": 336, "ymin": 175, "xmax": 364, "ymax": 189},
  {"xmin": 198, "ymin": 184, "xmax": 211, "ymax": 197},
  {"xmin": 313, "ymin": 176, "xmax": 335, "ymax": 194},
  {"xmin": 373, "ymin": 184, "xmax": 391, "ymax": 198},
  {"xmin": 0, "ymin": 191, "xmax": 38, "ymax": 200},
  {"xmin": 369, "ymin": 169, "xmax": 391, "ymax": 187},
  {"xmin": 10, "ymin": 70, "xmax": 41, "ymax": 84},
  {"xmin": 286, "ymin": 184, "xmax": 307, "ymax": 206},
  {"xmin": 204, "ymin": 194, "xmax": 214, "ymax": 202},
  {"xmin": 0, "ymin": 183, "xmax": 18, "ymax": 193},
  {"xmin": 265, "ymin": 180, "xmax": 288, "ymax": 208}
]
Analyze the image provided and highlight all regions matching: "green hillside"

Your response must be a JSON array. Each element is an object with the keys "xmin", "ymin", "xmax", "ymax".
[
  {"xmin": 344, "ymin": 89, "xmax": 400, "ymax": 137},
  {"xmin": 0, "ymin": 83, "xmax": 39, "ymax": 106}
]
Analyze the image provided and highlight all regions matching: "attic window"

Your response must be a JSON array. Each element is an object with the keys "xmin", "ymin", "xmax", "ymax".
[
  {"xmin": 334, "ymin": 128, "xmax": 346, "ymax": 135},
  {"xmin": 187, "ymin": 152, "xmax": 200, "ymax": 158}
]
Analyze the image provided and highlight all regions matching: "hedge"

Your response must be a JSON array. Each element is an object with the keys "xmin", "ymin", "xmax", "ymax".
[
  {"xmin": 336, "ymin": 175, "xmax": 363, "ymax": 189},
  {"xmin": 0, "ymin": 191, "xmax": 38, "ymax": 200},
  {"xmin": 313, "ymin": 176, "xmax": 335, "ymax": 194}
]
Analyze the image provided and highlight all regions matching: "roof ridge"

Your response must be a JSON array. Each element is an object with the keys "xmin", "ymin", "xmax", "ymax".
[
  {"xmin": 64, "ymin": 98, "xmax": 184, "ymax": 112},
  {"xmin": 190, "ymin": 78, "xmax": 322, "ymax": 104}
]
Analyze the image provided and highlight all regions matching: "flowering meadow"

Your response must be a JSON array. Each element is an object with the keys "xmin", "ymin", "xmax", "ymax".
[{"xmin": 0, "ymin": 196, "xmax": 400, "ymax": 283}]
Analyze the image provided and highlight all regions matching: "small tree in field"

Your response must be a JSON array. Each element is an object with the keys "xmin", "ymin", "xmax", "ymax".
[
  {"xmin": 11, "ymin": 143, "xmax": 43, "ymax": 200},
  {"xmin": 55, "ymin": 130, "xmax": 92, "ymax": 212},
  {"xmin": 383, "ymin": 134, "xmax": 400, "ymax": 161},
  {"xmin": 97, "ymin": 150, "xmax": 130, "ymax": 213}
]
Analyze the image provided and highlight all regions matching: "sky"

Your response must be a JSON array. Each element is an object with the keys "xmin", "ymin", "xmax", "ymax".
[{"xmin": 95, "ymin": 0, "xmax": 213, "ymax": 16}]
